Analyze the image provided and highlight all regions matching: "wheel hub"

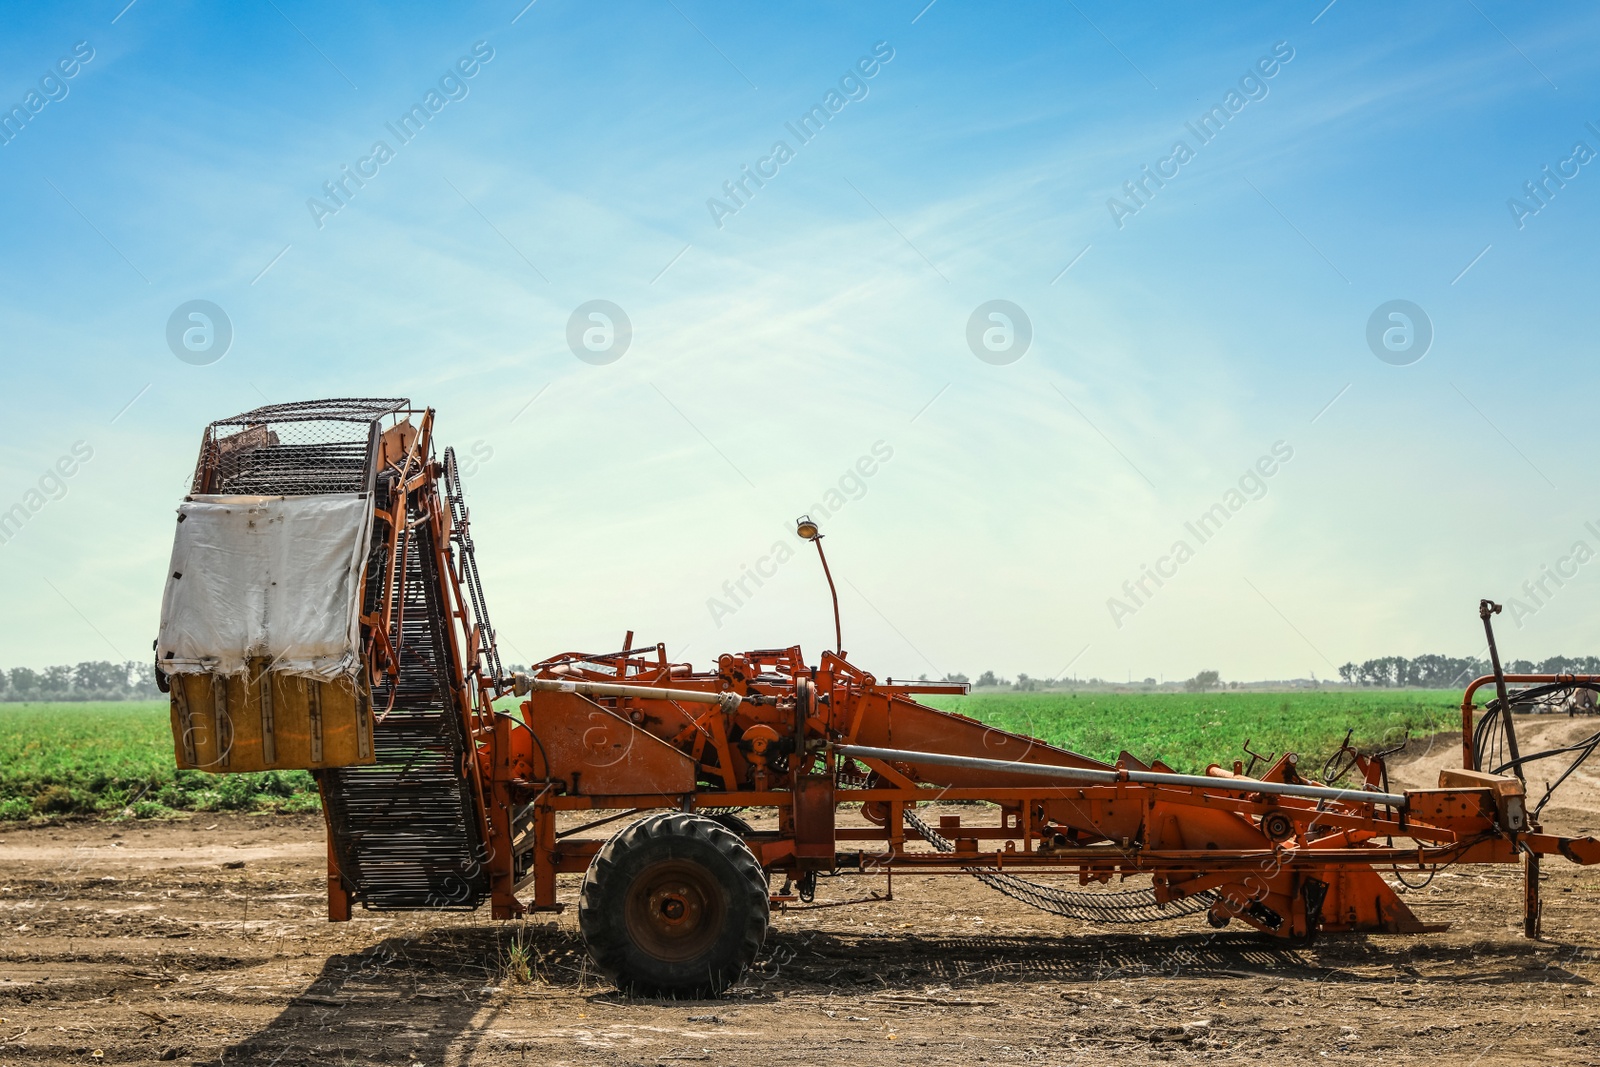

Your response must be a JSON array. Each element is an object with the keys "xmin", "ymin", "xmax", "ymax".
[
  {"xmin": 652, "ymin": 885, "xmax": 697, "ymax": 924},
  {"xmin": 624, "ymin": 861, "xmax": 724, "ymax": 963}
]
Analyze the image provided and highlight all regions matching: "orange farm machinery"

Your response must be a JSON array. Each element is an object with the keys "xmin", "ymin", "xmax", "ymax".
[{"xmin": 154, "ymin": 399, "xmax": 1600, "ymax": 996}]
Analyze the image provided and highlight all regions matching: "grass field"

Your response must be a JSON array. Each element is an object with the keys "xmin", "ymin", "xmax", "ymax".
[
  {"xmin": 922, "ymin": 688, "xmax": 1463, "ymax": 773},
  {"xmin": 0, "ymin": 701, "xmax": 317, "ymax": 820},
  {"xmin": 0, "ymin": 689, "xmax": 1464, "ymax": 820}
]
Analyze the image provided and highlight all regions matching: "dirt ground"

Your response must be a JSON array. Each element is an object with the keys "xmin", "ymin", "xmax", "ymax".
[{"xmin": 6, "ymin": 716, "xmax": 1600, "ymax": 1066}]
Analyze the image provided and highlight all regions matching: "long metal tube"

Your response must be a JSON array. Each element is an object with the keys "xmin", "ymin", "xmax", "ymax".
[
  {"xmin": 1479, "ymin": 600, "xmax": 1524, "ymax": 779},
  {"xmin": 813, "ymin": 537, "xmax": 842, "ymax": 655},
  {"xmin": 833, "ymin": 743, "xmax": 1409, "ymax": 809},
  {"xmin": 518, "ymin": 674, "xmax": 742, "ymax": 711}
]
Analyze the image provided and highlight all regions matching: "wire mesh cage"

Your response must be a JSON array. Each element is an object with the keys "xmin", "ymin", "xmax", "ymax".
[{"xmin": 189, "ymin": 397, "xmax": 411, "ymax": 496}]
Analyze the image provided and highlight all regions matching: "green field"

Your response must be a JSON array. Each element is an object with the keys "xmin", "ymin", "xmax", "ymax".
[
  {"xmin": 0, "ymin": 689, "xmax": 1463, "ymax": 820},
  {"xmin": 0, "ymin": 701, "xmax": 318, "ymax": 820},
  {"xmin": 922, "ymin": 689, "xmax": 1462, "ymax": 773}
]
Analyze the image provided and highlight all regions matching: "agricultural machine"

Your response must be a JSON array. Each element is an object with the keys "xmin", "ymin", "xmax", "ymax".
[{"xmin": 155, "ymin": 398, "xmax": 1600, "ymax": 996}]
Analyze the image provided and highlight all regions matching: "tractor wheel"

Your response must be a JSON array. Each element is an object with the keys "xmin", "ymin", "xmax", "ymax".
[
  {"xmin": 579, "ymin": 812, "xmax": 769, "ymax": 998},
  {"xmin": 704, "ymin": 811, "xmax": 778, "ymax": 891}
]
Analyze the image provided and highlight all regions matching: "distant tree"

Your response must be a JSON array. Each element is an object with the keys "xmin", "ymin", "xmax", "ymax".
[
  {"xmin": 1408, "ymin": 655, "xmax": 1440, "ymax": 687},
  {"xmin": 1533, "ymin": 655, "xmax": 1600, "ymax": 676},
  {"xmin": 41, "ymin": 665, "xmax": 71, "ymax": 697},
  {"xmin": 1337, "ymin": 655, "xmax": 1488, "ymax": 689},
  {"xmin": 1354, "ymin": 657, "xmax": 1400, "ymax": 686},
  {"xmin": 1184, "ymin": 670, "xmax": 1221, "ymax": 692},
  {"xmin": 943, "ymin": 672, "xmax": 970, "ymax": 684},
  {"xmin": 130, "ymin": 660, "xmax": 162, "ymax": 698},
  {"xmin": 1013, "ymin": 674, "xmax": 1038, "ymax": 692},
  {"xmin": 74, "ymin": 660, "xmax": 130, "ymax": 696},
  {"xmin": 1143, "ymin": 677, "xmax": 1156, "ymax": 685},
  {"xmin": 9, "ymin": 667, "xmax": 39, "ymax": 699},
  {"xmin": 976, "ymin": 671, "xmax": 998, "ymax": 688}
]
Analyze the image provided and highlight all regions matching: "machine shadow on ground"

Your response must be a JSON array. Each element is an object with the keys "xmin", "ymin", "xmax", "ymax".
[
  {"xmin": 222, "ymin": 925, "xmax": 592, "ymax": 1066},
  {"xmin": 738, "ymin": 928, "xmax": 1591, "ymax": 990},
  {"xmin": 222, "ymin": 921, "xmax": 1594, "ymax": 1063}
]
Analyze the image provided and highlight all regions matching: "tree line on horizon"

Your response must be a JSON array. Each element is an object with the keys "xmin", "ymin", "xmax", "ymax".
[
  {"xmin": 7, "ymin": 653, "xmax": 1600, "ymax": 703},
  {"xmin": 1, "ymin": 661, "xmax": 164, "ymax": 702},
  {"xmin": 1334, "ymin": 654, "xmax": 1600, "ymax": 688},
  {"xmin": 949, "ymin": 655, "xmax": 1600, "ymax": 692}
]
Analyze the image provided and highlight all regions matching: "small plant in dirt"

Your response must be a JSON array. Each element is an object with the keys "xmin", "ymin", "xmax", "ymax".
[
  {"xmin": 0, "ymin": 796, "xmax": 32, "ymax": 820},
  {"xmin": 31, "ymin": 784, "xmax": 78, "ymax": 814},
  {"xmin": 126, "ymin": 799, "xmax": 175, "ymax": 819},
  {"xmin": 499, "ymin": 923, "xmax": 541, "ymax": 985}
]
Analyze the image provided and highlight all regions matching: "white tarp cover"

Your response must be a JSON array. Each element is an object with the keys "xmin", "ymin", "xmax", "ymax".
[{"xmin": 156, "ymin": 493, "xmax": 373, "ymax": 679}]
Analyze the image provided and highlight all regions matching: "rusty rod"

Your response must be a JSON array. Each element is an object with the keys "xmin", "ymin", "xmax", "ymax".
[
  {"xmin": 833, "ymin": 743, "xmax": 1409, "ymax": 808},
  {"xmin": 516, "ymin": 674, "xmax": 742, "ymax": 711}
]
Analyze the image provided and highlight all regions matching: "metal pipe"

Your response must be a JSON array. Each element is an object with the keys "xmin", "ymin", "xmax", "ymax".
[
  {"xmin": 1480, "ymin": 600, "xmax": 1544, "ymax": 940},
  {"xmin": 813, "ymin": 537, "xmax": 842, "ymax": 655},
  {"xmin": 516, "ymin": 673, "xmax": 741, "ymax": 711},
  {"xmin": 1480, "ymin": 600, "xmax": 1524, "ymax": 779},
  {"xmin": 833, "ymin": 743, "xmax": 1409, "ymax": 809}
]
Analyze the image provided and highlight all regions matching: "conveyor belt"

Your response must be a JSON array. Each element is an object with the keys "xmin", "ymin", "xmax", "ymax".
[
  {"xmin": 196, "ymin": 398, "xmax": 493, "ymax": 912},
  {"xmin": 320, "ymin": 480, "xmax": 490, "ymax": 910}
]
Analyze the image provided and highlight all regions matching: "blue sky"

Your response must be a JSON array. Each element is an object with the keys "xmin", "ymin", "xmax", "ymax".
[{"xmin": 3, "ymin": 0, "xmax": 1600, "ymax": 683}]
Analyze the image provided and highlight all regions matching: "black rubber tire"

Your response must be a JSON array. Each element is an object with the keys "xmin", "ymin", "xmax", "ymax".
[
  {"xmin": 704, "ymin": 811, "xmax": 756, "ymax": 837},
  {"xmin": 579, "ymin": 812, "xmax": 768, "ymax": 998},
  {"xmin": 704, "ymin": 811, "xmax": 777, "ymax": 891}
]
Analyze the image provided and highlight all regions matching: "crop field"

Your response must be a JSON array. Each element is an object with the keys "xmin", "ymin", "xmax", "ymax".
[
  {"xmin": 0, "ymin": 689, "xmax": 1462, "ymax": 820},
  {"xmin": 0, "ymin": 700, "xmax": 317, "ymax": 819},
  {"xmin": 922, "ymin": 688, "xmax": 1464, "ymax": 773}
]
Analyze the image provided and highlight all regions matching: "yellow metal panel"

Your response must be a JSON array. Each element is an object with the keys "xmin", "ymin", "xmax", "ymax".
[{"xmin": 169, "ymin": 670, "xmax": 376, "ymax": 773}]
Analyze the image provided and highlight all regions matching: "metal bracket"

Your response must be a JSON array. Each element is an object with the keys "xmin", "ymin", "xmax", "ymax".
[
  {"xmin": 306, "ymin": 678, "xmax": 324, "ymax": 764},
  {"xmin": 212, "ymin": 674, "xmax": 231, "ymax": 769},
  {"xmin": 259, "ymin": 666, "xmax": 276, "ymax": 766},
  {"xmin": 174, "ymin": 679, "xmax": 197, "ymax": 767}
]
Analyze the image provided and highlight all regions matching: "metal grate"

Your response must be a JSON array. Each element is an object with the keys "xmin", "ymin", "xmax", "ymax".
[
  {"xmin": 319, "ymin": 475, "xmax": 491, "ymax": 911},
  {"xmin": 190, "ymin": 397, "xmax": 410, "ymax": 497}
]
